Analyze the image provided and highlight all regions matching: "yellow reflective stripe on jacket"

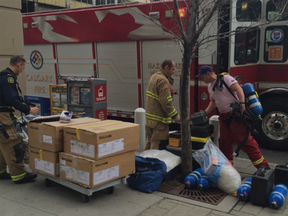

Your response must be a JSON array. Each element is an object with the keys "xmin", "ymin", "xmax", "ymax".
[
  {"xmin": 252, "ymin": 156, "xmax": 264, "ymax": 166},
  {"xmin": 146, "ymin": 91, "xmax": 159, "ymax": 100},
  {"xmin": 167, "ymin": 95, "xmax": 172, "ymax": 102},
  {"xmin": 11, "ymin": 172, "xmax": 26, "ymax": 181},
  {"xmin": 145, "ymin": 113, "xmax": 172, "ymax": 124},
  {"xmin": 168, "ymin": 108, "xmax": 177, "ymax": 117}
]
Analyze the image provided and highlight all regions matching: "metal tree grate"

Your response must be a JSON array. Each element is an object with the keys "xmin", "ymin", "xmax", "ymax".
[{"xmin": 158, "ymin": 178, "xmax": 227, "ymax": 205}]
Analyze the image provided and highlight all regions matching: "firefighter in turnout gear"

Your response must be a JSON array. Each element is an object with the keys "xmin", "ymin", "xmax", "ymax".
[
  {"xmin": 145, "ymin": 60, "xmax": 181, "ymax": 150},
  {"xmin": 0, "ymin": 56, "xmax": 38, "ymax": 183}
]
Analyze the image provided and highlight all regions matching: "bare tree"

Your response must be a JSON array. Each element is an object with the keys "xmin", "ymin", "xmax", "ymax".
[{"xmin": 171, "ymin": 0, "xmax": 228, "ymax": 178}]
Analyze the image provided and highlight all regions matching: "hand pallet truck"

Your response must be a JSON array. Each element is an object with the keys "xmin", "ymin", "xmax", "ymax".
[{"xmin": 35, "ymin": 172, "xmax": 126, "ymax": 202}]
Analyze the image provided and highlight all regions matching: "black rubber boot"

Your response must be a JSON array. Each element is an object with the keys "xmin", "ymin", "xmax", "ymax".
[
  {"xmin": 14, "ymin": 172, "xmax": 37, "ymax": 184},
  {"xmin": 0, "ymin": 172, "xmax": 11, "ymax": 180}
]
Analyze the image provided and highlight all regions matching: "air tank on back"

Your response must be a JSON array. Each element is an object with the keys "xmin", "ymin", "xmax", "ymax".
[{"xmin": 242, "ymin": 83, "xmax": 263, "ymax": 117}]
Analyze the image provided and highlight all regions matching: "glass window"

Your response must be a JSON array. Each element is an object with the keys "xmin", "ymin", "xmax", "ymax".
[
  {"xmin": 75, "ymin": 0, "xmax": 93, "ymax": 4},
  {"xmin": 234, "ymin": 27, "xmax": 260, "ymax": 65},
  {"xmin": 266, "ymin": 0, "xmax": 288, "ymax": 21},
  {"xmin": 264, "ymin": 26, "xmax": 288, "ymax": 62},
  {"xmin": 107, "ymin": 0, "xmax": 115, "ymax": 4},
  {"xmin": 236, "ymin": 0, "xmax": 261, "ymax": 21},
  {"xmin": 96, "ymin": 0, "xmax": 105, "ymax": 5}
]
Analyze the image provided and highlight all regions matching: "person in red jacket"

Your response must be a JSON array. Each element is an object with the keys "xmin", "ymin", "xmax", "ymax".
[{"xmin": 196, "ymin": 66, "xmax": 268, "ymax": 168}]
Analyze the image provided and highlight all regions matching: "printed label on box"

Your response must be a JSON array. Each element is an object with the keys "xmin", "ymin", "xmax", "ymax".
[
  {"xmin": 93, "ymin": 165, "xmax": 119, "ymax": 186},
  {"xmin": 70, "ymin": 140, "xmax": 95, "ymax": 158},
  {"xmin": 60, "ymin": 159, "xmax": 66, "ymax": 173},
  {"xmin": 43, "ymin": 135, "xmax": 53, "ymax": 144},
  {"xmin": 65, "ymin": 166, "xmax": 90, "ymax": 185},
  {"xmin": 78, "ymin": 170, "xmax": 90, "ymax": 185},
  {"xmin": 35, "ymin": 158, "xmax": 55, "ymax": 175},
  {"xmin": 98, "ymin": 138, "xmax": 124, "ymax": 158},
  {"xmin": 65, "ymin": 166, "xmax": 77, "ymax": 181}
]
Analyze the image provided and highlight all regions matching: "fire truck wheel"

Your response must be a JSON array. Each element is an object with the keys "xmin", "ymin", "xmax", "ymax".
[{"xmin": 254, "ymin": 96, "xmax": 288, "ymax": 151}]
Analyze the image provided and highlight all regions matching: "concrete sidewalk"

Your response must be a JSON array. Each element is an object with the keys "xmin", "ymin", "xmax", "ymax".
[{"xmin": 0, "ymin": 158, "xmax": 287, "ymax": 216}]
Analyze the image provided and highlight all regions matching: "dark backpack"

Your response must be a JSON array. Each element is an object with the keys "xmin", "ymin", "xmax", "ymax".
[{"xmin": 127, "ymin": 156, "xmax": 167, "ymax": 193}]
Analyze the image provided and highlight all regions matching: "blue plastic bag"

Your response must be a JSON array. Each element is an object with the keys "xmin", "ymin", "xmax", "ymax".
[
  {"xmin": 127, "ymin": 156, "xmax": 167, "ymax": 193},
  {"xmin": 192, "ymin": 139, "xmax": 241, "ymax": 194}
]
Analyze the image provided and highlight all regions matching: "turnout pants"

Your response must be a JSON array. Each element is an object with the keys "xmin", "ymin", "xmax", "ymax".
[
  {"xmin": 219, "ymin": 112, "xmax": 269, "ymax": 169},
  {"xmin": 145, "ymin": 122, "xmax": 169, "ymax": 150},
  {"xmin": 0, "ymin": 113, "xmax": 26, "ymax": 181}
]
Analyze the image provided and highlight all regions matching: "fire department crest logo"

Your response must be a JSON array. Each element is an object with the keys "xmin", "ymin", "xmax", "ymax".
[
  {"xmin": 30, "ymin": 50, "xmax": 43, "ymax": 70},
  {"xmin": 270, "ymin": 29, "xmax": 284, "ymax": 43},
  {"xmin": 201, "ymin": 92, "xmax": 208, "ymax": 100}
]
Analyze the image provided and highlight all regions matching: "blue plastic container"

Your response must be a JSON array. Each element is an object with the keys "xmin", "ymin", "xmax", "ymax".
[
  {"xmin": 237, "ymin": 178, "xmax": 252, "ymax": 201},
  {"xmin": 184, "ymin": 168, "xmax": 204, "ymax": 189},
  {"xmin": 242, "ymin": 83, "xmax": 263, "ymax": 117},
  {"xmin": 268, "ymin": 184, "xmax": 288, "ymax": 209}
]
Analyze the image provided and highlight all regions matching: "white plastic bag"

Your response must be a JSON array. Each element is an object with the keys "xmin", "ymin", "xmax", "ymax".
[
  {"xmin": 140, "ymin": 149, "xmax": 181, "ymax": 172},
  {"xmin": 192, "ymin": 139, "xmax": 241, "ymax": 194}
]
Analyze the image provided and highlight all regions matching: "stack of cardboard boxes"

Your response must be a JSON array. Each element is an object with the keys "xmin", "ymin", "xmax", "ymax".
[
  {"xmin": 28, "ymin": 117, "xmax": 139, "ymax": 189},
  {"xmin": 28, "ymin": 117, "xmax": 100, "ymax": 177}
]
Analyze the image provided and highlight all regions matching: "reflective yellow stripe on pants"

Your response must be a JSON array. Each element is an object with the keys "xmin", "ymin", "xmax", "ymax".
[{"xmin": 11, "ymin": 172, "xmax": 26, "ymax": 182}]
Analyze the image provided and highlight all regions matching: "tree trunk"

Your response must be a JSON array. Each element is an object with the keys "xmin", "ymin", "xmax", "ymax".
[{"xmin": 180, "ymin": 45, "xmax": 192, "ymax": 179}]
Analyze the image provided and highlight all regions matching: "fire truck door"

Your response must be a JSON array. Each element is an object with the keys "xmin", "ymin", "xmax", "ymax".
[
  {"xmin": 97, "ymin": 41, "xmax": 138, "ymax": 113},
  {"xmin": 57, "ymin": 43, "xmax": 95, "ymax": 78}
]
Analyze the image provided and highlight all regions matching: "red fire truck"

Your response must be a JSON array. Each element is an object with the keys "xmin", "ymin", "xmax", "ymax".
[{"xmin": 22, "ymin": 0, "xmax": 288, "ymax": 150}]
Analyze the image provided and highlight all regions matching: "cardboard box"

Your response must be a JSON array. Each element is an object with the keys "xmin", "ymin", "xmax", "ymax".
[
  {"xmin": 63, "ymin": 120, "xmax": 140, "ymax": 160},
  {"xmin": 59, "ymin": 151, "xmax": 135, "ymax": 188},
  {"xmin": 29, "ymin": 146, "xmax": 59, "ymax": 177},
  {"xmin": 28, "ymin": 116, "xmax": 60, "ymax": 148},
  {"xmin": 38, "ymin": 117, "xmax": 101, "ymax": 152}
]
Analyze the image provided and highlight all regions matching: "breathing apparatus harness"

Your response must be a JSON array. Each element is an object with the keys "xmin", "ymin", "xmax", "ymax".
[
  {"xmin": 213, "ymin": 74, "xmax": 261, "ymax": 157},
  {"xmin": 0, "ymin": 70, "xmax": 35, "ymax": 138}
]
